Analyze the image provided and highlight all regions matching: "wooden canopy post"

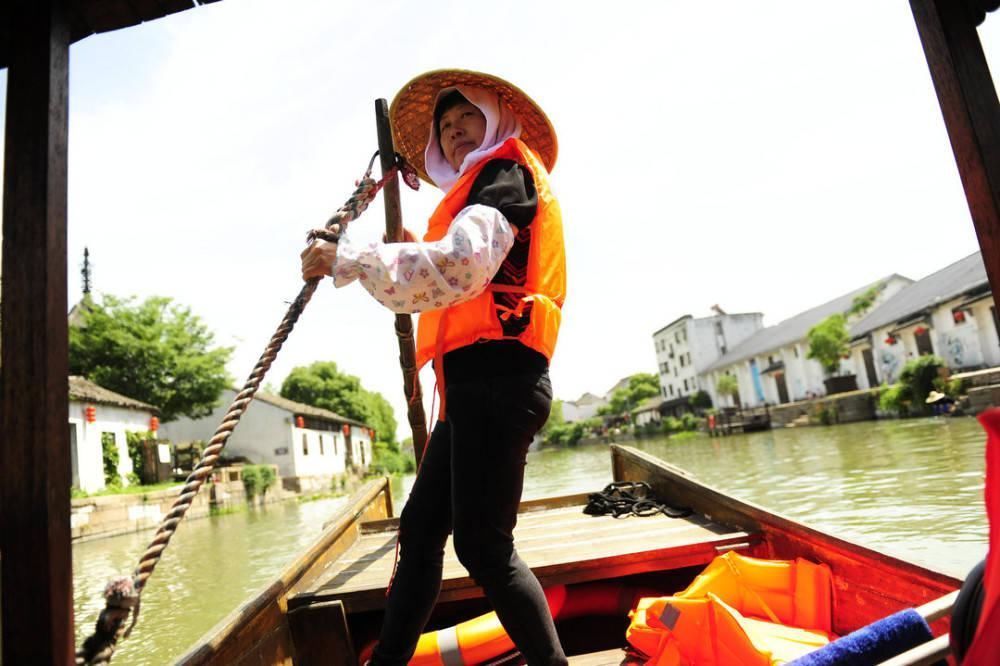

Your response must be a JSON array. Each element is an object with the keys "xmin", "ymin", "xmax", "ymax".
[
  {"xmin": 910, "ymin": 0, "xmax": 1000, "ymax": 305},
  {"xmin": 0, "ymin": 0, "xmax": 74, "ymax": 663},
  {"xmin": 374, "ymin": 98, "xmax": 429, "ymax": 465}
]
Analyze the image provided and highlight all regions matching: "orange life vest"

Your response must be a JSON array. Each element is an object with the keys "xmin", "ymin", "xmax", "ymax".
[
  {"xmin": 626, "ymin": 551, "xmax": 834, "ymax": 665},
  {"xmin": 415, "ymin": 138, "xmax": 566, "ymax": 376}
]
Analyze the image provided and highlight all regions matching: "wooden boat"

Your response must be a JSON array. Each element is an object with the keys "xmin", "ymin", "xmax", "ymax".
[
  {"xmin": 1, "ymin": 2, "xmax": 997, "ymax": 664},
  {"xmin": 175, "ymin": 444, "xmax": 961, "ymax": 665}
]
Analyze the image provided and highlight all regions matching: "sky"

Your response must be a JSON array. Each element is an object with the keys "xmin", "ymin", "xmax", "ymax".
[{"xmin": 1, "ymin": 1, "xmax": 996, "ymax": 440}]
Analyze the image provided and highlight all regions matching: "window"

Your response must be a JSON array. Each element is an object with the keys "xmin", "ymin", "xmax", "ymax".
[
  {"xmin": 669, "ymin": 344, "xmax": 674, "ymax": 356},
  {"xmin": 333, "ymin": 436, "xmax": 339, "ymax": 455},
  {"xmin": 683, "ymin": 379, "xmax": 689, "ymax": 391},
  {"xmin": 679, "ymin": 355, "xmax": 685, "ymax": 368},
  {"xmin": 793, "ymin": 345, "xmax": 800, "ymax": 358},
  {"xmin": 302, "ymin": 433, "xmax": 309, "ymax": 455},
  {"xmin": 319, "ymin": 435, "xmax": 325, "ymax": 455},
  {"xmin": 661, "ymin": 386, "xmax": 667, "ymax": 397},
  {"xmin": 669, "ymin": 385, "xmax": 674, "ymax": 396},
  {"xmin": 686, "ymin": 352, "xmax": 692, "ymax": 365},
  {"xmin": 675, "ymin": 331, "xmax": 681, "ymax": 343}
]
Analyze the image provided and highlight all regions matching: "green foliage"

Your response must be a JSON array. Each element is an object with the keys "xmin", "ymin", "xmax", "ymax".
[
  {"xmin": 602, "ymin": 373, "xmax": 661, "ymax": 417},
  {"xmin": 540, "ymin": 400, "xmax": 565, "ymax": 437},
  {"xmin": 101, "ymin": 432, "xmax": 120, "ymax": 486},
  {"xmin": 125, "ymin": 430, "xmax": 154, "ymax": 482},
  {"xmin": 848, "ymin": 284, "xmax": 883, "ymax": 317},
  {"xmin": 814, "ymin": 405, "xmax": 838, "ymax": 425},
  {"xmin": 898, "ymin": 354, "xmax": 947, "ymax": 409},
  {"xmin": 658, "ymin": 414, "xmax": 699, "ymax": 435},
  {"xmin": 281, "ymin": 361, "xmax": 397, "ymax": 446},
  {"xmin": 543, "ymin": 416, "xmax": 603, "ymax": 447},
  {"xmin": 242, "ymin": 464, "xmax": 276, "ymax": 500},
  {"xmin": 370, "ymin": 440, "xmax": 416, "ymax": 475},
  {"xmin": 806, "ymin": 314, "xmax": 849, "ymax": 376},
  {"xmin": 69, "ymin": 295, "xmax": 233, "ymax": 421},
  {"xmin": 688, "ymin": 390, "xmax": 713, "ymax": 410},
  {"xmin": 716, "ymin": 374, "xmax": 739, "ymax": 398},
  {"xmin": 878, "ymin": 383, "xmax": 911, "ymax": 416}
]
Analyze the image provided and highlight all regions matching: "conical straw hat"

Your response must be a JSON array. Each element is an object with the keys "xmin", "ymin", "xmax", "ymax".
[{"xmin": 390, "ymin": 69, "xmax": 558, "ymax": 184}]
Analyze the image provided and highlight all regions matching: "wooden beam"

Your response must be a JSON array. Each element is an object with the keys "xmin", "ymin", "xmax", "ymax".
[
  {"xmin": 374, "ymin": 98, "xmax": 429, "ymax": 466},
  {"xmin": 0, "ymin": 1, "xmax": 74, "ymax": 664},
  {"xmin": 910, "ymin": 0, "xmax": 1000, "ymax": 309}
]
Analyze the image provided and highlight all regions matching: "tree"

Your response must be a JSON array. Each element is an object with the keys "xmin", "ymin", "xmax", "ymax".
[
  {"xmin": 716, "ymin": 374, "xmax": 740, "ymax": 406},
  {"xmin": 69, "ymin": 295, "xmax": 233, "ymax": 421},
  {"xmin": 540, "ymin": 399, "xmax": 565, "ymax": 438},
  {"xmin": 599, "ymin": 373, "xmax": 661, "ymax": 417},
  {"xmin": 806, "ymin": 314, "xmax": 849, "ymax": 376},
  {"xmin": 281, "ymin": 361, "xmax": 398, "ymax": 446}
]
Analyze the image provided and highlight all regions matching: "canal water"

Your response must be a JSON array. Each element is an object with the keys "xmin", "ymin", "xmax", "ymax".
[{"xmin": 73, "ymin": 417, "xmax": 989, "ymax": 664}]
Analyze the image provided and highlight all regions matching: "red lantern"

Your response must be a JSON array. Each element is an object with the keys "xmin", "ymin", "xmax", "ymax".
[
  {"xmin": 295, "ymin": 415, "xmax": 305, "ymax": 428},
  {"xmin": 85, "ymin": 405, "xmax": 97, "ymax": 423},
  {"xmin": 954, "ymin": 310, "xmax": 967, "ymax": 324},
  {"xmin": 914, "ymin": 326, "xmax": 928, "ymax": 336},
  {"xmin": 368, "ymin": 428, "xmax": 375, "ymax": 439},
  {"xmin": 884, "ymin": 335, "xmax": 897, "ymax": 346},
  {"xmin": 342, "ymin": 424, "xmax": 350, "ymax": 436},
  {"xmin": 149, "ymin": 416, "xmax": 160, "ymax": 432}
]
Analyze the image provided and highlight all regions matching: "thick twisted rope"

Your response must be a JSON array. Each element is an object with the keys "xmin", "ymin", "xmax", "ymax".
[{"xmin": 76, "ymin": 151, "xmax": 418, "ymax": 665}]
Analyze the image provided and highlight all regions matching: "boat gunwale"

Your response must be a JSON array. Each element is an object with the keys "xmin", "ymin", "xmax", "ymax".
[
  {"xmin": 175, "ymin": 477, "xmax": 392, "ymax": 666},
  {"xmin": 611, "ymin": 444, "xmax": 964, "ymax": 588}
]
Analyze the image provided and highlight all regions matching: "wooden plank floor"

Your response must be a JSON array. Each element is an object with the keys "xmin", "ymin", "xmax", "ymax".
[{"xmin": 290, "ymin": 501, "xmax": 757, "ymax": 613}]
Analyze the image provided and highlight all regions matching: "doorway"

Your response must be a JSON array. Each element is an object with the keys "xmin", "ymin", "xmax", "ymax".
[
  {"xmin": 915, "ymin": 328, "xmax": 934, "ymax": 356},
  {"xmin": 862, "ymin": 347, "xmax": 879, "ymax": 388},
  {"xmin": 774, "ymin": 372, "xmax": 790, "ymax": 404}
]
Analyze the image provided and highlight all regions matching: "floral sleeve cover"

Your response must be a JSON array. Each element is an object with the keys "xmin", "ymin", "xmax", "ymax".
[{"xmin": 331, "ymin": 203, "xmax": 516, "ymax": 314}]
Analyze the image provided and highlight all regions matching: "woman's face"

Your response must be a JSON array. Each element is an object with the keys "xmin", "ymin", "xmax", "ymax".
[{"xmin": 438, "ymin": 101, "xmax": 487, "ymax": 170}]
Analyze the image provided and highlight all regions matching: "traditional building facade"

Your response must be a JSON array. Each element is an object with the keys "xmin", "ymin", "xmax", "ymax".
[
  {"xmin": 68, "ymin": 376, "xmax": 159, "ymax": 493},
  {"xmin": 701, "ymin": 275, "xmax": 912, "ymax": 408},
  {"xmin": 850, "ymin": 252, "xmax": 999, "ymax": 384},
  {"xmin": 162, "ymin": 389, "xmax": 372, "ymax": 493}
]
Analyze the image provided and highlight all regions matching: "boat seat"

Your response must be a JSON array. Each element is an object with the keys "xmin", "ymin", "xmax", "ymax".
[{"xmin": 288, "ymin": 496, "xmax": 761, "ymax": 615}]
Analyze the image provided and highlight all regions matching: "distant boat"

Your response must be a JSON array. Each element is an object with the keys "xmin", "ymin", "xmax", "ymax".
[{"xmin": 175, "ymin": 444, "xmax": 960, "ymax": 665}]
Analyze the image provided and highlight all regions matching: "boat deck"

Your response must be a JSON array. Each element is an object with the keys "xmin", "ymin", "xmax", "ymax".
[{"xmin": 289, "ymin": 493, "xmax": 759, "ymax": 614}]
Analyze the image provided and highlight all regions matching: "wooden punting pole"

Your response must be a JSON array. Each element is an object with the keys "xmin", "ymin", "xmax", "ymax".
[
  {"xmin": 0, "ymin": 0, "xmax": 75, "ymax": 663},
  {"xmin": 374, "ymin": 98, "xmax": 429, "ymax": 466},
  {"xmin": 910, "ymin": 0, "xmax": 1000, "ymax": 307}
]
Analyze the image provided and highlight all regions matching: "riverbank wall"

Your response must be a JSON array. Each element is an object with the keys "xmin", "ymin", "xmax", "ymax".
[
  {"xmin": 769, "ymin": 388, "xmax": 878, "ymax": 427},
  {"xmin": 71, "ymin": 465, "xmax": 287, "ymax": 543}
]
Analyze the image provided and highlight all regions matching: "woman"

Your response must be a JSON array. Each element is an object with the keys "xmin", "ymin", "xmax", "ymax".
[{"xmin": 301, "ymin": 69, "xmax": 567, "ymax": 665}]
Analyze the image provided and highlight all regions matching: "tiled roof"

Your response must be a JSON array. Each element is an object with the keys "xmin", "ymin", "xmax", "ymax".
[
  {"xmin": 850, "ymin": 252, "xmax": 989, "ymax": 337},
  {"xmin": 703, "ymin": 275, "xmax": 907, "ymax": 372},
  {"xmin": 252, "ymin": 391, "xmax": 368, "ymax": 427},
  {"xmin": 68, "ymin": 376, "xmax": 158, "ymax": 412}
]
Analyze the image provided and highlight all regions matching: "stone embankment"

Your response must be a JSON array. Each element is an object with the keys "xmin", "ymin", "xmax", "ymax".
[
  {"xmin": 769, "ymin": 388, "xmax": 878, "ymax": 428},
  {"xmin": 71, "ymin": 465, "xmax": 286, "ymax": 543},
  {"xmin": 954, "ymin": 367, "xmax": 1000, "ymax": 415}
]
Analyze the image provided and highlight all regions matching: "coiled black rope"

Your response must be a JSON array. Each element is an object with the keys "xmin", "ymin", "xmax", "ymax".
[{"xmin": 583, "ymin": 481, "xmax": 692, "ymax": 519}]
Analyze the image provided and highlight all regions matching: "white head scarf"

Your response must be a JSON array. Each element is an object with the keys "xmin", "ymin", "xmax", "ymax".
[{"xmin": 424, "ymin": 85, "xmax": 522, "ymax": 191}]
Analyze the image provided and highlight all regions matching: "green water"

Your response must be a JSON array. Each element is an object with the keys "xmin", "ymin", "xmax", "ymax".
[{"xmin": 74, "ymin": 417, "xmax": 988, "ymax": 664}]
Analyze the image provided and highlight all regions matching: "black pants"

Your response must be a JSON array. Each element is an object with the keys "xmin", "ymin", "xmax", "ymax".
[{"xmin": 372, "ymin": 353, "xmax": 567, "ymax": 666}]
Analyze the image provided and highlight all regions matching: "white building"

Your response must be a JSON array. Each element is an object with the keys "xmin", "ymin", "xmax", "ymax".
[
  {"xmin": 652, "ymin": 312, "xmax": 764, "ymax": 413},
  {"xmin": 702, "ymin": 276, "xmax": 912, "ymax": 407},
  {"xmin": 161, "ymin": 389, "xmax": 373, "ymax": 493},
  {"xmin": 562, "ymin": 392, "xmax": 607, "ymax": 423},
  {"xmin": 850, "ymin": 252, "xmax": 999, "ymax": 384},
  {"xmin": 68, "ymin": 376, "xmax": 159, "ymax": 493}
]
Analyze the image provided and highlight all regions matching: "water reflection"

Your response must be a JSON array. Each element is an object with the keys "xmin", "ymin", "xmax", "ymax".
[{"xmin": 73, "ymin": 497, "xmax": 347, "ymax": 666}]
